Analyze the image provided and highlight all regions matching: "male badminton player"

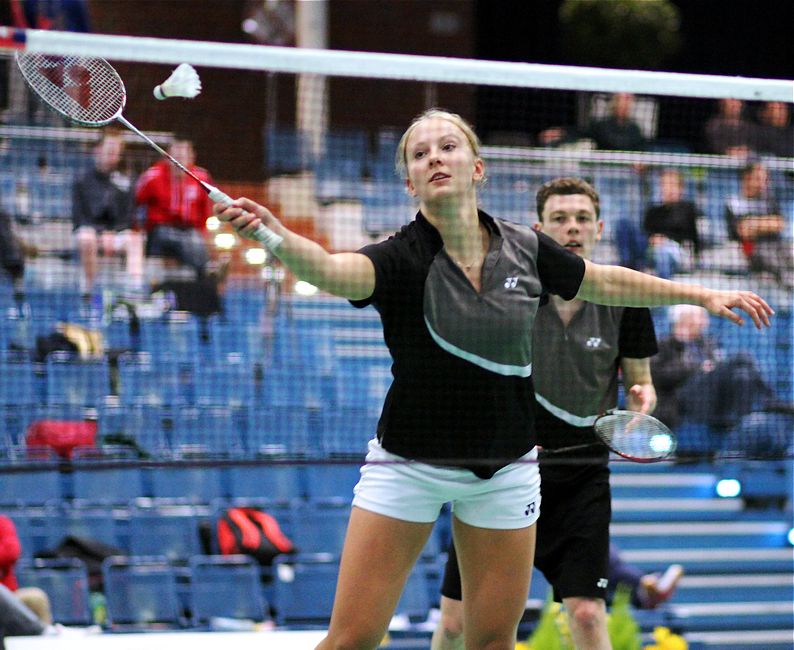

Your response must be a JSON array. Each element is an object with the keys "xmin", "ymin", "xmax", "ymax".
[{"xmin": 433, "ymin": 177, "xmax": 659, "ymax": 650}]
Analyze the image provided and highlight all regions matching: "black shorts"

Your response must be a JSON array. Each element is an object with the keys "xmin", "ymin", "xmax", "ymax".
[{"xmin": 440, "ymin": 463, "xmax": 611, "ymax": 603}]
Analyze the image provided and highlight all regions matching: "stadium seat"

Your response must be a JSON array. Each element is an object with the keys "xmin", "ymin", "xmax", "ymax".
[
  {"xmin": 128, "ymin": 505, "xmax": 206, "ymax": 561},
  {"xmin": 272, "ymin": 554, "xmax": 338, "ymax": 626},
  {"xmin": 0, "ymin": 447, "xmax": 62, "ymax": 506},
  {"xmin": 102, "ymin": 556, "xmax": 183, "ymax": 628},
  {"xmin": 188, "ymin": 554, "xmax": 268, "ymax": 626},
  {"xmin": 170, "ymin": 405, "xmax": 242, "ymax": 456},
  {"xmin": 303, "ymin": 462, "xmax": 362, "ymax": 500},
  {"xmin": 245, "ymin": 405, "xmax": 313, "ymax": 457},
  {"xmin": 15, "ymin": 558, "xmax": 92, "ymax": 625},
  {"xmin": 227, "ymin": 463, "xmax": 303, "ymax": 502},
  {"xmin": 45, "ymin": 353, "xmax": 110, "ymax": 407},
  {"xmin": 148, "ymin": 464, "xmax": 227, "ymax": 504},
  {"xmin": 193, "ymin": 357, "xmax": 256, "ymax": 409},
  {"xmin": 139, "ymin": 314, "xmax": 202, "ymax": 361},
  {"xmin": 117, "ymin": 352, "xmax": 182, "ymax": 407},
  {"xmin": 289, "ymin": 500, "xmax": 350, "ymax": 555},
  {"xmin": 0, "ymin": 354, "xmax": 37, "ymax": 406},
  {"xmin": 71, "ymin": 445, "xmax": 146, "ymax": 504}
]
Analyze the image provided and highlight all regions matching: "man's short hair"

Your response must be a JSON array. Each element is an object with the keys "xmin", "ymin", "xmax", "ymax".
[{"xmin": 536, "ymin": 177, "xmax": 601, "ymax": 220}]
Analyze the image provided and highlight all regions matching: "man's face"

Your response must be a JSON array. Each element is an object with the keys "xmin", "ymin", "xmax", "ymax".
[
  {"xmin": 169, "ymin": 140, "xmax": 195, "ymax": 167},
  {"xmin": 95, "ymin": 137, "xmax": 123, "ymax": 173},
  {"xmin": 535, "ymin": 193, "xmax": 602, "ymax": 260}
]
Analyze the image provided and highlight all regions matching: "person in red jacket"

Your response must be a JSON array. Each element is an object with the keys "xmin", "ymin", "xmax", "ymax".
[
  {"xmin": 0, "ymin": 515, "xmax": 52, "ymax": 636},
  {"xmin": 135, "ymin": 135, "xmax": 212, "ymax": 278}
]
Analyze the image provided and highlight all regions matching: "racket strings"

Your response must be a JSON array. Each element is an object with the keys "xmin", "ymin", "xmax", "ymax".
[
  {"xmin": 16, "ymin": 53, "xmax": 125, "ymax": 125},
  {"xmin": 595, "ymin": 413, "xmax": 676, "ymax": 460}
]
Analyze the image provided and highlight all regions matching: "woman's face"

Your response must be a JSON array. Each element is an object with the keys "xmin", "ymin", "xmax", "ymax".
[{"xmin": 404, "ymin": 117, "xmax": 483, "ymax": 205}]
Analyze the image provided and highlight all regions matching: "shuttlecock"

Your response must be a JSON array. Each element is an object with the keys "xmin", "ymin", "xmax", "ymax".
[{"xmin": 153, "ymin": 63, "xmax": 202, "ymax": 100}]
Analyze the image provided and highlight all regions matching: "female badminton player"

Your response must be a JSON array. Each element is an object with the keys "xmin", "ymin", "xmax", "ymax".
[{"xmin": 215, "ymin": 109, "xmax": 772, "ymax": 650}]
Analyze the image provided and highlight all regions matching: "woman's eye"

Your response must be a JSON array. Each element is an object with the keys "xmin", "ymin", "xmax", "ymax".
[
  {"xmin": 442, "ymin": 142, "xmax": 456, "ymax": 151},
  {"xmin": 413, "ymin": 150, "xmax": 425, "ymax": 159}
]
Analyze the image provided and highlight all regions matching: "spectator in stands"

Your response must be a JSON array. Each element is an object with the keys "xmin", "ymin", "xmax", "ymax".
[
  {"xmin": 0, "ymin": 514, "xmax": 53, "ymax": 635},
  {"xmin": 538, "ymin": 92, "xmax": 648, "ymax": 151},
  {"xmin": 704, "ymin": 98, "xmax": 757, "ymax": 157},
  {"xmin": 72, "ymin": 131, "xmax": 144, "ymax": 294},
  {"xmin": 607, "ymin": 544, "xmax": 683, "ymax": 610},
  {"xmin": 643, "ymin": 168, "xmax": 701, "ymax": 279},
  {"xmin": 725, "ymin": 160, "xmax": 793, "ymax": 289},
  {"xmin": 652, "ymin": 305, "xmax": 775, "ymax": 431},
  {"xmin": 754, "ymin": 101, "xmax": 794, "ymax": 158},
  {"xmin": 0, "ymin": 208, "xmax": 28, "ymax": 299},
  {"xmin": 135, "ymin": 135, "xmax": 212, "ymax": 279}
]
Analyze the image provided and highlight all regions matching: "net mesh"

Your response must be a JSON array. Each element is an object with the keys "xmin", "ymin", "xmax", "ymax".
[
  {"xmin": 15, "ymin": 52, "xmax": 125, "ymax": 126},
  {"xmin": 0, "ymin": 33, "xmax": 792, "ymax": 475}
]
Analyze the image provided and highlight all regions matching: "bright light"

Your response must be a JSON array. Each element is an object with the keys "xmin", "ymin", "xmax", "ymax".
[
  {"xmin": 241, "ymin": 18, "xmax": 259, "ymax": 34},
  {"xmin": 294, "ymin": 280, "xmax": 318, "ymax": 296},
  {"xmin": 716, "ymin": 478, "xmax": 741, "ymax": 498},
  {"xmin": 244, "ymin": 248, "xmax": 268, "ymax": 265},
  {"xmin": 787, "ymin": 527, "xmax": 794, "ymax": 547},
  {"xmin": 214, "ymin": 232, "xmax": 237, "ymax": 250},
  {"xmin": 649, "ymin": 433, "xmax": 674, "ymax": 454},
  {"xmin": 205, "ymin": 216, "xmax": 221, "ymax": 231}
]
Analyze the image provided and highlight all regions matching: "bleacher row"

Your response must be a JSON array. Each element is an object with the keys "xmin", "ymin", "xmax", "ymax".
[{"xmin": 2, "ymin": 127, "xmax": 793, "ymax": 248}]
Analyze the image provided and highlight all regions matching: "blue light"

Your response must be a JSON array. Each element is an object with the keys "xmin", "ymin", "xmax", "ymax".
[
  {"xmin": 716, "ymin": 478, "xmax": 741, "ymax": 498},
  {"xmin": 787, "ymin": 527, "xmax": 794, "ymax": 547}
]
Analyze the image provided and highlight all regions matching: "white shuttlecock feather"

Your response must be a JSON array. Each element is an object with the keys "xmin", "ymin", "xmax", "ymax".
[{"xmin": 153, "ymin": 63, "xmax": 202, "ymax": 100}]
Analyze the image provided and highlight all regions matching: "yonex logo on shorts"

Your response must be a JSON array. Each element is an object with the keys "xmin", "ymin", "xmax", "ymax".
[{"xmin": 524, "ymin": 502, "xmax": 536, "ymax": 516}]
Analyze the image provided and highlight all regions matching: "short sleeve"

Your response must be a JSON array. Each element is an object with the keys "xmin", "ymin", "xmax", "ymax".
[
  {"xmin": 618, "ymin": 307, "xmax": 658, "ymax": 358},
  {"xmin": 535, "ymin": 230, "xmax": 586, "ymax": 300},
  {"xmin": 349, "ymin": 235, "xmax": 407, "ymax": 309}
]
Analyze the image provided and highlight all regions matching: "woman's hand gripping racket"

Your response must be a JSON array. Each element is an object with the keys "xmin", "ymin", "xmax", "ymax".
[
  {"xmin": 14, "ymin": 51, "xmax": 282, "ymax": 250},
  {"xmin": 548, "ymin": 410, "xmax": 677, "ymax": 463}
]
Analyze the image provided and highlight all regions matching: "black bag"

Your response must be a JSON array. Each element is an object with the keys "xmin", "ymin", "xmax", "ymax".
[
  {"xmin": 217, "ymin": 507, "xmax": 296, "ymax": 566},
  {"xmin": 36, "ymin": 535, "xmax": 126, "ymax": 592}
]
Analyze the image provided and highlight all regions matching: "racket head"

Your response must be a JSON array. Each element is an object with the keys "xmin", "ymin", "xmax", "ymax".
[
  {"xmin": 593, "ymin": 410, "xmax": 677, "ymax": 462},
  {"xmin": 15, "ymin": 52, "xmax": 126, "ymax": 127}
]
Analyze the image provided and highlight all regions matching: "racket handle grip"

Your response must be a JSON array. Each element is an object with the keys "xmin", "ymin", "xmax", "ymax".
[{"xmin": 207, "ymin": 185, "xmax": 284, "ymax": 251}]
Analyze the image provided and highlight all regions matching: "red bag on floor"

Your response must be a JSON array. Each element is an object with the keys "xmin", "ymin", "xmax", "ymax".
[{"xmin": 26, "ymin": 420, "xmax": 97, "ymax": 459}]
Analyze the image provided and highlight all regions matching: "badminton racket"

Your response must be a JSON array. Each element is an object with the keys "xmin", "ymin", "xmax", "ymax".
[
  {"xmin": 14, "ymin": 51, "xmax": 282, "ymax": 250},
  {"xmin": 544, "ymin": 409, "xmax": 677, "ymax": 463}
]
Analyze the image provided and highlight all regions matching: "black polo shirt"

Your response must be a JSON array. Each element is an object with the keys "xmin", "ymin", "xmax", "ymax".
[{"xmin": 351, "ymin": 210, "xmax": 585, "ymax": 478}]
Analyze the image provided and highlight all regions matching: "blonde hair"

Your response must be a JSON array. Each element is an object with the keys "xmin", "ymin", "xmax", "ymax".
[{"xmin": 395, "ymin": 108, "xmax": 482, "ymax": 176}]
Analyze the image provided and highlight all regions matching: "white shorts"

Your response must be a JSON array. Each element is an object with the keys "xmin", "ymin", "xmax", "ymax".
[{"xmin": 352, "ymin": 438, "xmax": 541, "ymax": 530}]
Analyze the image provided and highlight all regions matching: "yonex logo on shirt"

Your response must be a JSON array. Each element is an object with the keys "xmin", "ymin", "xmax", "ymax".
[
  {"xmin": 586, "ymin": 337, "xmax": 602, "ymax": 348},
  {"xmin": 504, "ymin": 276, "xmax": 519, "ymax": 289},
  {"xmin": 597, "ymin": 578, "xmax": 609, "ymax": 588}
]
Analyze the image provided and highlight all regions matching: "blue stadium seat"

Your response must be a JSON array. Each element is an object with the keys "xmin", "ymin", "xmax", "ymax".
[
  {"xmin": 303, "ymin": 463, "xmax": 362, "ymax": 500},
  {"xmin": 207, "ymin": 319, "xmax": 266, "ymax": 360},
  {"xmin": 60, "ymin": 502, "xmax": 123, "ymax": 549},
  {"xmin": 98, "ymin": 402, "xmax": 169, "ymax": 456},
  {"xmin": 227, "ymin": 463, "xmax": 302, "ymax": 502},
  {"xmin": 244, "ymin": 405, "xmax": 313, "ymax": 457},
  {"xmin": 102, "ymin": 556, "xmax": 183, "ymax": 628},
  {"xmin": 139, "ymin": 314, "xmax": 202, "ymax": 361},
  {"xmin": 45, "ymin": 353, "xmax": 110, "ymax": 407},
  {"xmin": 148, "ymin": 464, "xmax": 227, "ymax": 504},
  {"xmin": 188, "ymin": 555, "xmax": 268, "ymax": 626},
  {"xmin": 71, "ymin": 445, "xmax": 145, "ymax": 504},
  {"xmin": 0, "ymin": 405, "xmax": 37, "ymax": 446},
  {"xmin": 318, "ymin": 406, "xmax": 378, "ymax": 457},
  {"xmin": 273, "ymin": 554, "xmax": 338, "ymax": 626},
  {"xmin": 395, "ymin": 561, "xmax": 433, "ymax": 623},
  {"xmin": 129, "ymin": 506, "xmax": 205, "ymax": 561},
  {"xmin": 0, "ymin": 447, "xmax": 62, "ymax": 506},
  {"xmin": 118, "ymin": 352, "xmax": 182, "ymax": 406},
  {"xmin": 194, "ymin": 357, "xmax": 256, "ymax": 409},
  {"xmin": 15, "ymin": 558, "xmax": 92, "ymax": 625},
  {"xmin": 0, "ymin": 354, "xmax": 37, "ymax": 406},
  {"xmin": 170, "ymin": 406, "xmax": 242, "ymax": 456},
  {"xmin": 289, "ymin": 500, "xmax": 350, "ymax": 555}
]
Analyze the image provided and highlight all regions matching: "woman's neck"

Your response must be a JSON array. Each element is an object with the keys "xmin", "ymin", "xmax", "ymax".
[{"xmin": 422, "ymin": 197, "xmax": 482, "ymax": 258}]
